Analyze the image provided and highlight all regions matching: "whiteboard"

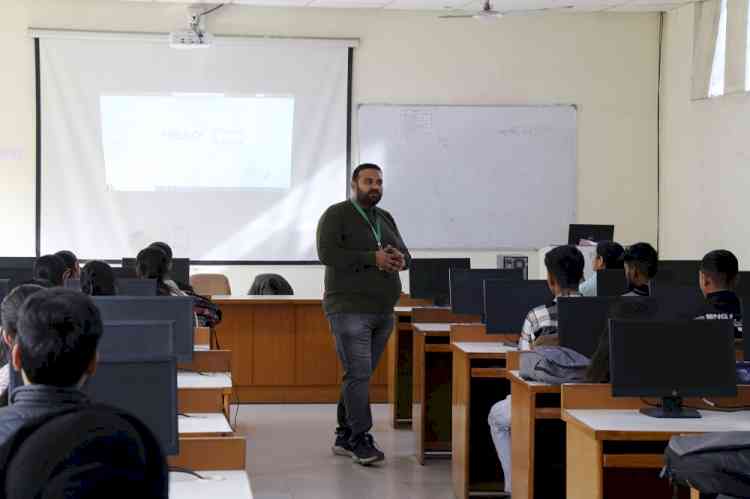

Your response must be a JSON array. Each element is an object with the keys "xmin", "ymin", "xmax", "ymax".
[{"xmin": 358, "ymin": 104, "xmax": 577, "ymax": 250}]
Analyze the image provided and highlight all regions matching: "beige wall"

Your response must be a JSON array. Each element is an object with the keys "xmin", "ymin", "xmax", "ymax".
[
  {"xmin": 0, "ymin": 0, "xmax": 659, "ymax": 295},
  {"xmin": 660, "ymin": 4, "xmax": 750, "ymax": 266}
]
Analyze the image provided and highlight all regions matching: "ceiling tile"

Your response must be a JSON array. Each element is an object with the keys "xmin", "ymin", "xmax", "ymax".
[{"xmin": 307, "ymin": 0, "xmax": 390, "ymax": 7}]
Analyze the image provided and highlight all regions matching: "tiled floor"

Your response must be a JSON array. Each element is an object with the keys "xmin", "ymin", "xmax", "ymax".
[{"xmin": 232, "ymin": 404, "xmax": 455, "ymax": 499}]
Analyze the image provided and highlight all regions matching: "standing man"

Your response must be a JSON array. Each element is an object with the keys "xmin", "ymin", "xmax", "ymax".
[{"xmin": 316, "ymin": 163, "xmax": 411, "ymax": 466}]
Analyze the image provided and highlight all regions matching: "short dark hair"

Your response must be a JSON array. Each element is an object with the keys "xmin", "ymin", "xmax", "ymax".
[
  {"xmin": 623, "ymin": 243, "xmax": 658, "ymax": 279},
  {"xmin": 16, "ymin": 288, "xmax": 103, "ymax": 387},
  {"xmin": 148, "ymin": 242, "xmax": 173, "ymax": 262},
  {"xmin": 700, "ymin": 249, "xmax": 739, "ymax": 289},
  {"xmin": 80, "ymin": 261, "xmax": 116, "ymax": 297},
  {"xmin": 54, "ymin": 250, "xmax": 78, "ymax": 274},
  {"xmin": 596, "ymin": 241, "xmax": 625, "ymax": 270},
  {"xmin": 544, "ymin": 245, "xmax": 585, "ymax": 289},
  {"xmin": 136, "ymin": 247, "xmax": 169, "ymax": 282},
  {"xmin": 351, "ymin": 163, "xmax": 382, "ymax": 181},
  {"xmin": 1, "ymin": 284, "xmax": 45, "ymax": 341},
  {"xmin": 33, "ymin": 255, "xmax": 67, "ymax": 286}
]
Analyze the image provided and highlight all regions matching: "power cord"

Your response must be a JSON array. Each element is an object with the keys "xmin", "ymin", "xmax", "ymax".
[{"xmin": 169, "ymin": 466, "xmax": 206, "ymax": 480}]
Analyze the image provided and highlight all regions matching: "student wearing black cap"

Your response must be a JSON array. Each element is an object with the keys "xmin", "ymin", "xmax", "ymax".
[{"xmin": 697, "ymin": 249, "xmax": 743, "ymax": 338}]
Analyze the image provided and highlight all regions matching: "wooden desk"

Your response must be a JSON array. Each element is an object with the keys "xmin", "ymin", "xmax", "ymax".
[
  {"xmin": 170, "ymin": 413, "xmax": 246, "ymax": 471},
  {"xmin": 413, "ymin": 322, "xmax": 452, "ymax": 463},
  {"xmin": 452, "ymin": 341, "xmax": 516, "ymax": 499},
  {"xmin": 170, "ymin": 471, "xmax": 253, "ymax": 499},
  {"xmin": 561, "ymin": 384, "xmax": 750, "ymax": 499},
  {"xmin": 212, "ymin": 296, "xmax": 389, "ymax": 403},
  {"xmin": 386, "ymin": 306, "xmax": 480, "ymax": 429},
  {"xmin": 178, "ymin": 372, "xmax": 233, "ymax": 417},
  {"xmin": 388, "ymin": 306, "xmax": 417, "ymax": 427},
  {"xmin": 508, "ymin": 370, "xmax": 562, "ymax": 499}
]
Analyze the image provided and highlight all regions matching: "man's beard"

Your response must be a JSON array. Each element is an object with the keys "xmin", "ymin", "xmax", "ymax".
[{"xmin": 356, "ymin": 187, "xmax": 382, "ymax": 207}]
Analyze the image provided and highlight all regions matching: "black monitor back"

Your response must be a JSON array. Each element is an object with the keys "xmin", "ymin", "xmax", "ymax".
[
  {"xmin": 568, "ymin": 224, "xmax": 614, "ymax": 245},
  {"xmin": 99, "ymin": 321, "xmax": 175, "ymax": 359},
  {"xmin": 0, "ymin": 257, "xmax": 36, "ymax": 289},
  {"xmin": 483, "ymin": 280, "xmax": 551, "ymax": 334},
  {"xmin": 84, "ymin": 356, "xmax": 178, "ymax": 456},
  {"xmin": 557, "ymin": 296, "xmax": 659, "ymax": 358},
  {"xmin": 116, "ymin": 278, "xmax": 158, "ymax": 296},
  {"xmin": 609, "ymin": 319, "xmax": 736, "ymax": 399},
  {"xmin": 409, "ymin": 258, "xmax": 471, "ymax": 306},
  {"xmin": 651, "ymin": 282, "xmax": 708, "ymax": 320},
  {"xmin": 735, "ymin": 272, "xmax": 750, "ymax": 297},
  {"xmin": 596, "ymin": 270, "xmax": 629, "ymax": 297},
  {"xmin": 92, "ymin": 296, "xmax": 193, "ymax": 362},
  {"xmin": 450, "ymin": 268, "xmax": 524, "ymax": 316},
  {"xmin": 655, "ymin": 260, "xmax": 700, "ymax": 287},
  {"xmin": 122, "ymin": 258, "xmax": 190, "ymax": 286}
]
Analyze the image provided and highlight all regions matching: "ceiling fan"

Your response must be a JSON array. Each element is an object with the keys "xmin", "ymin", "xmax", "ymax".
[{"xmin": 439, "ymin": 0, "xmax": 574, "ymax": 19}]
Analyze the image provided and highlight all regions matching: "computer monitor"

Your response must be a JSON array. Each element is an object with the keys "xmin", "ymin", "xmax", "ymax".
[
  {"xmin": 122, "ymin": 257, "xmax": 191, "ymax": 286},
  {"xmin": 111, "ymin": 266, "xmax": 137, "ymax": 280},
  {"xmin": 654, "ymin": 260, "xmax": 701, "ymax": 287},
  {"xmin": 409, "ymin": 258, "xmax": 471, "ymax": 306},
  {"xmin": 734, "ymin": 272, "xmax": 750, "ymax": 296},
  {"xmin": 609, "ymin": 319, "xmax": 736, "ymax": 418},
  {"xmin": 596, "ymin": 270, "xmax": 630, "ymax": 297},
  {"xmin": 92, "ymin": 296, "xmax": 194, "ymax": 362},
  {"xmin": 449, "ymin": 268, "xmax": 524, "ymax": 316},
  {"xmin": 483, "ymin": 280, "xmax": 551, "ymax": 334},
  {"xmin": 115, "ymin": 278, "xmax": 158, "ymax": 296},
  {"xmin": 0, "ymin": 257, "xmax": 36, "ymax": 289},
  {"xmin": 84, "ymin": 356, "xmax": 178, "ymax": 456},
  {"xmin": 568, "ymin": 224, "xmax": 614, "ymax": 246},
  {"xmin": 650, "ymin": 282, "xmax": 708, "ymax": 320},
  {"xmin": 64, "ymin": 278, "xmax": 82, "ymax": 292},
  {"xmin": 99, "ymin": 321, "xmax": 175, "ymax": 359},
  {"xmin": 557, "ymin": 296, "xmax": 658, "ymax": 358}
]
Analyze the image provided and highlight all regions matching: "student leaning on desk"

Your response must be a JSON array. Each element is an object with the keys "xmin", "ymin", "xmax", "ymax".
[{"xmin": 487, "ymin": 245, "xmax": 585, "ymax": 495}]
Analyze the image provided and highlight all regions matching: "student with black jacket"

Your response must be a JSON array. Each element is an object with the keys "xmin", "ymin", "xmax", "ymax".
[{"xmin": 696, "ymin": 249, "xmax": 743, "ymax": 338}]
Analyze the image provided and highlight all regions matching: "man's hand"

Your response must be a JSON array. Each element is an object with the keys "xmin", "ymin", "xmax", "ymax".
[
  {"xmin": 384, "ymin": 245, "xmax": 406, "ymax": 271},
  {"xmin": 376, "ymin": 248, "xmax": 402, "ymax": 273}
]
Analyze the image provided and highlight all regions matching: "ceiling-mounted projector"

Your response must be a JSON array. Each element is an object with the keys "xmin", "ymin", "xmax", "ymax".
[
  {"xmin": 169, "ymin": 30, "xmax": 213, "ymax": 49},
  {"xmin": 170, "ymin": 4, "xmax": 223, "ymax": 49}
]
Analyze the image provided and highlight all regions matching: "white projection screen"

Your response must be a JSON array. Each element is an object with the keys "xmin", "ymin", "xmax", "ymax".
[{"xmin": 37, "ymin": 33, "xmax": 352, "ymax": 261}]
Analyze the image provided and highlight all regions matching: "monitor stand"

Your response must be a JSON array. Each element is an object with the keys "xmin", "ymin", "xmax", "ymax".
[{"xmin": 639, "ymin": 396, "xmax": 701, "ymax": 419}]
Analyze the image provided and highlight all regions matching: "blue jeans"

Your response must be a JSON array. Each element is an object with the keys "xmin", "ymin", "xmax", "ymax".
[{"xmin": 328, "ymin": 313, "xmax": 393, "ymax": 439}]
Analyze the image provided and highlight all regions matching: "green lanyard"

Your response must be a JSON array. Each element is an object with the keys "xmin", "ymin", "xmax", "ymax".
[{"xmin": 351, "ymin": 200, "xmax": 382, "ymax": 248}]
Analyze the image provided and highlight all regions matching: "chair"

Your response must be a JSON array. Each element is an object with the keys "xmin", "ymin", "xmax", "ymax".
[
  {"xmin": 248, "ymin": 274, "xmax": 294, "ymax": 295},
  {"xmin": 190, "ymin": 273, "xmax": 231, "ymax": 296}
]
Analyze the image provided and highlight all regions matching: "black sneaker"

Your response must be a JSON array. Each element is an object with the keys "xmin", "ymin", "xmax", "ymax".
[
  {"xmin": 350, "ymin": 433, "xmax": 384, "ymax": 466},
  {"xmin": 332, "ymin": 429, "xmax": 353, "ymax": 457}
]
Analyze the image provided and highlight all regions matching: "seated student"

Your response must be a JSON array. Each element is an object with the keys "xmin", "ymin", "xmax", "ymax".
[
  {"xmin": 0, "ymin": 288, "xmax": 102, "ymax": 447},
  {"xmin": 622, "ymin": 242, "xmax": 658, "ymax": 296},
  {"xmin": 0, "ymin": 288, "xmax": 168, "ymax": 498},
  {"xmin": 147, "ymin": 241, "xmax": 193, "ymax": 292},
  {"xmin": 54, "ymin": 250, "xmax": 81, "ymax": 280},
  {"xmin": 580, "ymin": 241, "xmax": 625, "ymax": 297},
  {"xmin": 0, "ymin": 285, "xmax": 45, "ymax": 407},
  {"xmin": 487, "ymin": 245, "xmax": 585, "ymax": 494},
  {"xmin": 32, "ymin": 254, "xmax": 68, "ymax": 287},
  {"xmin": 80, "ymin": 260, "xmax": 116, "ymax": 297},
  {"xmin": 697, "ymin": 249, "xmax": 743, "ymax": 338},
  {"xmin": 135, "ymin": 247, "xmax": 184, "ymax": 297}
]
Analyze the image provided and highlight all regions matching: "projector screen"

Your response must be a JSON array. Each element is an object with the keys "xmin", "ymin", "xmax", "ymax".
[{"xmin": 37, "ymin": 34, "xmax": 351, "ymax": 261}]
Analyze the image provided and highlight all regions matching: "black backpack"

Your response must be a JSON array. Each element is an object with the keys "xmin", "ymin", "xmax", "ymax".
[
  {"xmin": 662, "ymin": 432, "xmax": 750, "ymax": 499},
  {"xmin": 0, "ymin": 404, "xmax": 168, "ymax": 499}
]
